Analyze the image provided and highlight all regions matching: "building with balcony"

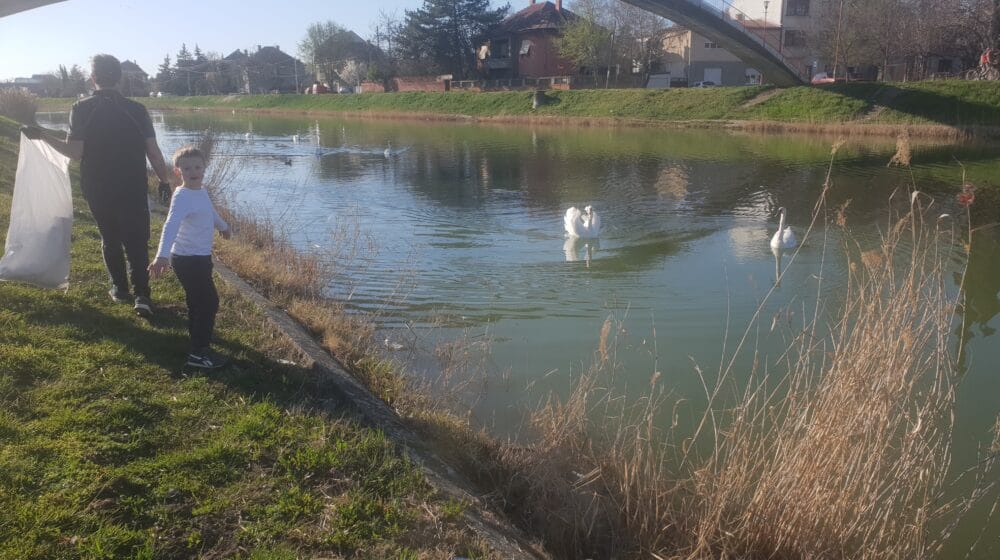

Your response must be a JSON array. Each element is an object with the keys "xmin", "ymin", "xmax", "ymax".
[{"xmin": 478, "ymin": 1, "xmax": 578, "ymax": 79}]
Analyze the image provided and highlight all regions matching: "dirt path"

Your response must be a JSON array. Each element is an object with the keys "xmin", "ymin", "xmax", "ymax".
[{"xmin": 740, "ymin": 87, "xmax": 786, "ymax": 109}]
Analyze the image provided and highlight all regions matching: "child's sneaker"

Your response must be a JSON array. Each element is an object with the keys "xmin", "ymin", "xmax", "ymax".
[
  {"xmin": 133, "ymin": 296, "xmax": 153, "ymax": 318},
  {"xmin": 186, "ymin": 349, "xmax": 228, "ymax": 370},
  {"xmin": 109, "ymin": 288, "xmax": 133, "ymax": 304}
]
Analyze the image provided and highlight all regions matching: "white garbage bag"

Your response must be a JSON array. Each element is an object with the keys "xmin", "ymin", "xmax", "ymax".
[{"xmin": 0, "ymin": 133, "xmax": 73, "ymax": 289}]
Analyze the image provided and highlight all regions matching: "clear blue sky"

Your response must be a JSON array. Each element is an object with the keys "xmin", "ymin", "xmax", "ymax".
[{"xmin": 0, "ymin": 0, "xmax": 508, "ymax": 81}]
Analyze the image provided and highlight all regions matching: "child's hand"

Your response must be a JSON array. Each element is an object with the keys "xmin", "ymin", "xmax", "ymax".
[
  {"xmin": 220, "ymin": 228, "xmax": 232, "ymax": 240},
  {"xmin": 148, "ymin": 257, "xmax": 170, "ymax": 279}
]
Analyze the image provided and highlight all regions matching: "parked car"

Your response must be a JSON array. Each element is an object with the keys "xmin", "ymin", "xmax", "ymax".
[
  {"xmin": 691, "ymin": 81, "xmax": 717, "ymax": 88},
  {"xmin": 810, "ymin": 72, "xmax": 844, "ymax": 85}
]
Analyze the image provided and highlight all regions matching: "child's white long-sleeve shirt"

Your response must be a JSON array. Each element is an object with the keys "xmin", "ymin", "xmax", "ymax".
[{"xmin": 155, "ymin": 187, "xmax": 228, "ymax": 259}]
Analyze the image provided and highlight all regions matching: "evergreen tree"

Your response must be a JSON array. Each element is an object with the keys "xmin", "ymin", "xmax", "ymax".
[
  {"xmin": 397, "ymin": 0, "xmax": 508, "ymax": 78},
  {"xmin": 175, "ymin": 44, "xmax": 194, "ymax": 96},
  {"xmin": 155, "ymin": 55, "xmax": 174, "ymax": 94},
  {"xmin": 194, "ymin": 44, "xmax": 205, "ymax": 62},
  {"xmin": 177, "ymin": 43, "xmax": 192, "ymax": 64}
]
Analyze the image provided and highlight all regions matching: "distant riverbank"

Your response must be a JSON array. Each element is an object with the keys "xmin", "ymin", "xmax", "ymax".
[{"xmin": 38, "ymin": 81, "xmax": 1000, "ymax": 140}]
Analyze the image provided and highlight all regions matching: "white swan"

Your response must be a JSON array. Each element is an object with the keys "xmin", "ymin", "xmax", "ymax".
[
  {"xmin": 564, "ymin": 205, "xmax": 601, "ymax": 239},
  {"xmin": 384, "ymin": 141, "xmax": 392, "ymax": 158},
  {"xmin": 770, "ymin": 207, "xmax": 797, "ymax": 250},
  {"xmin": 291, "ymin": 134, "xmax": 299, "ymax": 143}
]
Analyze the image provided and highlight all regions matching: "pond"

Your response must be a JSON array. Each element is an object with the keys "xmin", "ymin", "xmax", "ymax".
[{"xmin": 40, "ymin": 110, "xmax": 1000, "ymax": 554}]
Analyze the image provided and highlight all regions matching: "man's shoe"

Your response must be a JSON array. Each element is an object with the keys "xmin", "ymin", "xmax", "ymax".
[
  {"xmin": 109, "ymin": 288, "xmax": 133, "ymax": 304},
  {"xmin": 133, "ymin": 296, "xmax": 153, "ymax": 318},
  {"xmin": 186, "ymin": 349, "xmax": 228, "ymax": 370}
]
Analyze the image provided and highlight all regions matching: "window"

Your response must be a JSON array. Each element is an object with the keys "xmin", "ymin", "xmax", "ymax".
[
  {"xmin": 704, "ymin": 42, "xmax": 720, "ymax": 49},
  {"xmin": 784, "ymin": 30, "xmax": 807, "ymax": 48},
  {"xmin": 786, "ymin": 0, "xmax": 809, "ymax": 16},
  {"xmin": 493, "ymin": 39, "xmax": 510, "ymax": 59},
  {"xmin": 519, "ymin": 40, "xmax": 532, "ymax": 56}
]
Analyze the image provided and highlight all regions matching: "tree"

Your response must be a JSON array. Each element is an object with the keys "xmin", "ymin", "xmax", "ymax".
[
  {"xmin": 396, "ymin": 0, "xmax": 509, "ymax": 78},
  {"xmin": 994, "ymin": 0, "xmax": 1000, "ymax": 48},
  {"xmin": 369, "ymin": 9, "xmax": 403, "ymax": 79},
  {"xmin": 605, "ymin": 0, "xmax": 668, "ymax": 81},
  {"xmin": 154, "ymin": 55, "xmax": 173, "ymax": 93},
  {"xmin": 556, "ymin": 1, "xmax": 612, "ymax": 76},
  {"xmin": 299, "ymin": 20, "xmax": 377, "ymax": 86}
]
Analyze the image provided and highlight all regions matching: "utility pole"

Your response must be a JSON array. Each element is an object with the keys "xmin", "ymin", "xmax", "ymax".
[
  {"xmin": 832, "ymin": 0, "xmax": 846, "ymax": 80},
  {"xmin": 762, "ymin": 1, "xmax": 770, "ymax": 47}
]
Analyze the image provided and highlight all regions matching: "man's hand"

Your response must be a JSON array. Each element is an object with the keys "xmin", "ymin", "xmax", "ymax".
[
  {"xmin": 219, "ymin": 228, "xmax": 232, "ymax": 240},
  {"xmin": 19, "ymin": 125, "xmax": 43, "ymax": 140},
  {"xmin": 148, "ymin": 257, "xmax": 170, "ymax": 279},
  {"xmin": 158, "ymin": 182, "xmax": 172, "ymax": 206}
]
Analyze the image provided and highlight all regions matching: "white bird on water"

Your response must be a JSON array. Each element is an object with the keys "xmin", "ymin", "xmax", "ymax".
[
  {"xmin": 291, "ymin": 134, "xmax": 299, "ymax": 143},
  {"xmin": 384, "ymin": 141, "xmax": 392, "ymax": 158},
  {"xmin": 564, "ymin": 205, "xmax": 601, "ymax": 239},
  {"xmin": 770, "ymin": 207, "xmax": 797, "ymax": 250}
]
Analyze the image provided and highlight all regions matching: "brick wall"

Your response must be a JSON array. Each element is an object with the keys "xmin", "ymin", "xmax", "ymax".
[{"xmin": 393, "ymin": 77, "xmax": 450, "ymax": 92}]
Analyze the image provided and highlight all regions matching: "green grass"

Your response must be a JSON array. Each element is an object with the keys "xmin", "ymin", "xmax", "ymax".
[
  {"xmin": 36, "ymin": 80, "xmax": 1000, "ymax": 129},
  {"xmin": 0, "ymin": 115, "xmax": 493, "ymax": 559}
]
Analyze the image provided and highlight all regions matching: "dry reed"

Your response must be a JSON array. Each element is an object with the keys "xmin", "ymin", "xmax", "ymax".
[{"xmin": 0, "ymin": 89, "xmax": 38, "ymax": 124}]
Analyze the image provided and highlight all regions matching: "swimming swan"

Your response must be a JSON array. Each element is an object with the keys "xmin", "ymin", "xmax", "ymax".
[
  {"xmin": 384, "ymin": 141, "xmax": 392, "ymax": 158},
  {"xmin": 564, "ymin": 205, "xmax": 601, "ymax": 239},
  {"xmin": 770, "ymin": 207, "xmax": 797, "ymax": 250}
]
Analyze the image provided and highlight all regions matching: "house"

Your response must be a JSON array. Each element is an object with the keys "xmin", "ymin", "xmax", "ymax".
[
  {"xmin": 661, "ymin": 24, "xmax": 779, "ymax": 86},
  {"xmin": 226, "ymin": 46, "xmax": 307, "ymax": 94},
  {"xmin": 313, "ymin": 30, "xmax": 385, "ymax": 91},
  {"xmin": 119, "ymin": 60, "xmax": 149, "ymax": 97},
  {"xmin": 8, "ymin": 74, "xmax": 60, "ymax": 96},
  {"xmin": 479, "ymin": 0, "xmax": 578, "ymax": 79}
]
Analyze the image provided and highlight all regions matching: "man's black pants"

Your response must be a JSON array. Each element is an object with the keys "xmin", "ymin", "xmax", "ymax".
[
  {"xmin": 86, "ymin": 196, "xmax": 150, "ymax": 298},
  {"xmin": 171, "ymin": 254, "xmax": 219, "ymax": 353}
]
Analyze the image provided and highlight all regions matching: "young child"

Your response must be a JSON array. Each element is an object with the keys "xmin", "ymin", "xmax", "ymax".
[{"xmin": 149, "ymin": 146, "xmax": 231, "ymax": 369}]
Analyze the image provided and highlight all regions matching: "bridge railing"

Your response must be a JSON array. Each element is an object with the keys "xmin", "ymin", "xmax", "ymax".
[{"xmin": 681, "ymin": 0, "xmax": 806, "ymax": 80}]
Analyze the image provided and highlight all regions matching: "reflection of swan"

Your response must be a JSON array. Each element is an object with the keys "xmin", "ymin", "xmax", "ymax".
[
  {"xmin": 565, "ymin": 205, "xmax": 601, "ymax": 239},
  {"xmin": 770, "ymin": 207, "xmax": 797, "ymax": 250},
  {"xmin": 563, "ymin": 237, "xmax": 597, "ymax": 267},
  {"xmin": 291, "ymin": 134, "xmax": 299, "ymax": 143},
  {"xmin": 772, "ymin": 246, "xmax": 783, "ymax": 287}
]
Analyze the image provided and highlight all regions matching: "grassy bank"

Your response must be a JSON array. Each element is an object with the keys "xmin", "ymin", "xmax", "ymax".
[
  {"xmin": 36, "ymin": 81, "xmax": 1000, "ymax": 135},
  {"xmin": 0, "ymin": 116, "xmax": 497, "ymax": 559}
]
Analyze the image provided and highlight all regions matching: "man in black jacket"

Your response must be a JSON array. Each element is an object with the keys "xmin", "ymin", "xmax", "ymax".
[{"xmin": 24, "ymin": 54, "xmax": 172, "ymax": 317}]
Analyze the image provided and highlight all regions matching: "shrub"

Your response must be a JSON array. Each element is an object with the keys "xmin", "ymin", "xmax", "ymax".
[{"xmin": 0, "ymin": 89, "xmax": 37, "ymax": 124}]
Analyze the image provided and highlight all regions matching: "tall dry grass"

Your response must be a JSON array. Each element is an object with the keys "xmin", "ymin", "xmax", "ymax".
[{"xmin": 0, "ymin": 88, "xmax": 38, "ymax": 124}]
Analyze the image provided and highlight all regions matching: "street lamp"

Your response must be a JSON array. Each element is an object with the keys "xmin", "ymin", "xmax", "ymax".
[{"xmin": 763, "ymin": 1, "xmax": 770, "ymax": 27}]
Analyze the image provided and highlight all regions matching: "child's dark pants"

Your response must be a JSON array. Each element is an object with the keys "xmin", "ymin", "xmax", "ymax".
[{"xmin": 171, "ymin": 254, "xmax": 219, "ymax": 353}]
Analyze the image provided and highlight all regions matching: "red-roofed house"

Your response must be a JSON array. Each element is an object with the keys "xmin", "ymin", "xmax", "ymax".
[{"xmin": 479, "ymin": 1, "xmax": 577, "ymax": 79}]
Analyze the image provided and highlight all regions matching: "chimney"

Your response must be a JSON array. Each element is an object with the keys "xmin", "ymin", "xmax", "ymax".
[{"xmin": 556, "ymin": 0, "xmax": 562, "ymax": 10}]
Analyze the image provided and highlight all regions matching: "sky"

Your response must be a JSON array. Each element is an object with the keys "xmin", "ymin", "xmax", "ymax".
[{"xmin": 0, "ymin": 0, "xmax": 506, "ymax": 81}]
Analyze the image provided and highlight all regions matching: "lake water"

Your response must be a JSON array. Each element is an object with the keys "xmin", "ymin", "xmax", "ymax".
[{"xmin": 40, "ymin": 110, "xmax": 1000, "ymax": 554}]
